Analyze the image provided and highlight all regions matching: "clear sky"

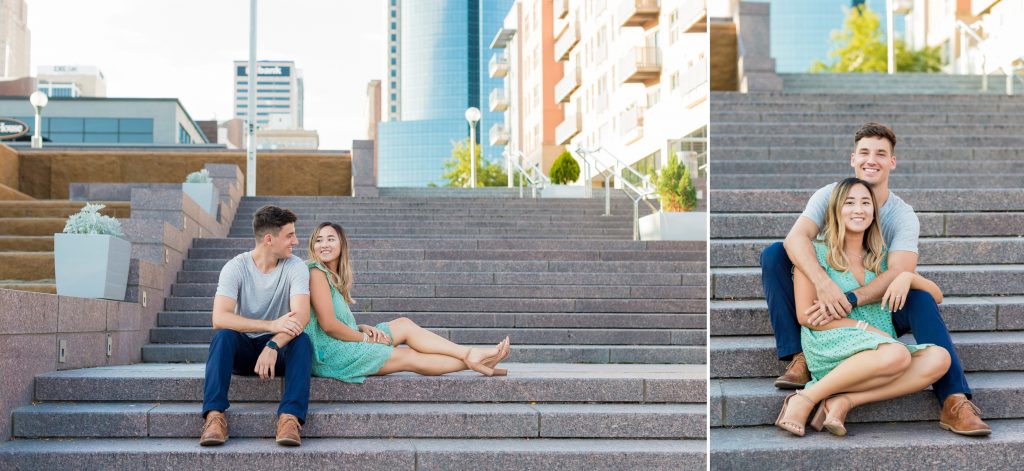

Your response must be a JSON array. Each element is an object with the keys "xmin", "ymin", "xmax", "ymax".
[{"xmin": 28, "ymin": 0, "xmax": 386, "ymax": 150}]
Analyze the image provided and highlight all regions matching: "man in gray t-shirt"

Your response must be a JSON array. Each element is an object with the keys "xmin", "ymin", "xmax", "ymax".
[
  {"xmin": 759, "ymin": 122, "xmax": 989, "ymax": 436},
  {"xmin": 200, "ymin": 205, "xmax": 314, "ymax": 447}
]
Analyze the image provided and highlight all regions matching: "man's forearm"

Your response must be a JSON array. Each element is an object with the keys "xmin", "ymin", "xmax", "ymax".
[
  {"xmin": 852, "ymin": 268, "xmax": 903, "ymax": 306},
  {"xmin": 212, "ymin": 310, "xmax": 272, "ymax": 333}
]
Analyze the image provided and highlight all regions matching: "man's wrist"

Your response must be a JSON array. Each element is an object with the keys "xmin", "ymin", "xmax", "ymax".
[{"xmin": 845, "ymin": 291, "xmax": 859, "ymax": 308}]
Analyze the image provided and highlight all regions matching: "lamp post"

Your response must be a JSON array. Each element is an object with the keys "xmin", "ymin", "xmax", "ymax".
[
  {"xmin": 245, "ymin": 0, "xmax": 258, "ymax": 196},
  {"xmin": 886, "ymin": 0, "xmax": 895, "ymax": 74},
  {"xmin": 29, "ymin": 91, "xmax": 48, "ymax": 149},
  {"xmin": 465, "ymin": 107, "xmax": 481, "ymax": 188}
]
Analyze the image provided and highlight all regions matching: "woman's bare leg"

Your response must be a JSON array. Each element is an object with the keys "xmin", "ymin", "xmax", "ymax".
[
  {"xmin": 374, "ymin": 347, "xmax": 468, "ymax": 376},
  {"xmin": 842, "ymin": 346, "xmax": 951, "ymax": 408},
  {"xmin": 388, "ymin": 317, "xmax": 505, "ymax": 367}
]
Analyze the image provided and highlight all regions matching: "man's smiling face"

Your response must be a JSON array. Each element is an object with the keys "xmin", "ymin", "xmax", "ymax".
[{"xmin": 850, "ymin": 136, "xmax": 895, "ymax": 186}]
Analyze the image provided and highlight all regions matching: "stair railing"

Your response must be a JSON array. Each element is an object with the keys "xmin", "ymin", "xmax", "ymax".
[
  {"xmin": 953, "ymin": 20, "xmax": 1024, "ymax": 95},
  {"xmin": 504, "ymin": 149, "xmax": 543, "ymax": 198},
  {"xmin": 574, "ymin": 146, "xmax": 660, "ymax": 240}
]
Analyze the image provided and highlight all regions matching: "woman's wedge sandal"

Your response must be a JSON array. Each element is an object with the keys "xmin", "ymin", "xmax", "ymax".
[{"xmin": 775, "ymin": 391, "xmax": 816, "ymax": 437}]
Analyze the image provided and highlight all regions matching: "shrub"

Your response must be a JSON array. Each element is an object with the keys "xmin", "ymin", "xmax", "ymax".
[
  {"xmin": 185, "ymin": 169, "xmax": 211, "ymax": 183},
  {"xmin": 549, "ymin": 151, "xmax": 580, "ymax": 185},
  {"xmin": 63, "ymin": 203, "xmax": 124, "ymax": 237},
  {"xmin": 654, "ymin": 153, "xmax": 697, "ymax": 212}
]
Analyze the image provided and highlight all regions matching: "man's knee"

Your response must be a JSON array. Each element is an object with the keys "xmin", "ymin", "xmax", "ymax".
[
  {"xmin": 210, "ymin": 329, "xmax": 241, "ymax": 350},
  {"xmin": 760, "ymin": 241, "xmax": 788, "ymax": 269},
  {"xmin": 905, "ymin": 289, "xmax": 938, "ymax": 308}
]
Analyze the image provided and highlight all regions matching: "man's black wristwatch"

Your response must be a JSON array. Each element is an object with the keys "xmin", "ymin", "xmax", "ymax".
[
  {"xmin": 844, "ymin": 291, "xmax": 858, "ymax": 308},
  {"xmin": 265, "ymin": 340, "xmax": 280, "ymax": 351}
]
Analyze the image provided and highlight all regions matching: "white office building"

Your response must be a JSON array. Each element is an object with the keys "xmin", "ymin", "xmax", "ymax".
[{"xmin": 232, "ymin": 60, "xmax": 304, "ymax": 130}]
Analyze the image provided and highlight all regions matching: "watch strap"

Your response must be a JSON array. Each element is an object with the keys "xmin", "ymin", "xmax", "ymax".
[
  {"xmin": 845, "ymin": 291, "xmax": 858, "ymax": 307},
  {"xmin": 265, "ymin": 340, "xmax": 280, "ymax": 351}
]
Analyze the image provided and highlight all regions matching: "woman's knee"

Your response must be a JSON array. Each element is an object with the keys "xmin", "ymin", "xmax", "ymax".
[
  {"xmin": 876, "ymin": 345, "xmax": 912, "ymax": 375},
  {"xmin": 922, "ymin": 346, "xmax": 952, "ymax": 378}
]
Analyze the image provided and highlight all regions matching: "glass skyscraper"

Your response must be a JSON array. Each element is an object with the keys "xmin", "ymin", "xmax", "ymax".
[
  {"xmin": 763, "ymin": 0, "xmax": 895, "ymax": 73},
  {"xmin": 378, "ymin": 0, "xmax": 513, "ymax": 187}
]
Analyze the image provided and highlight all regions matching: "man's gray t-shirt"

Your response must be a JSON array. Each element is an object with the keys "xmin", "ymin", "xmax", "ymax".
[
  {"xmin": 800, "ymin": 182, "xmax": 920, "ymax": 254},
  {"xmin": 215, "ymin": 252, "xmax": 310, "ymax": 338}
]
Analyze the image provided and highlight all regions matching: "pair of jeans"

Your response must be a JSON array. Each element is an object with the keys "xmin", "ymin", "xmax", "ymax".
[
  {"xmin": 760, "ymin": 241, "xmax": 971, "ymax": 404},
  {"xmin": 202, "ymin": 330, "xmax": 313, "ymax": 422}
]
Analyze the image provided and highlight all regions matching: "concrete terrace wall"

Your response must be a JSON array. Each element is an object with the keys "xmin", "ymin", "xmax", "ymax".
[
  {"xmin": 0, "ymin": 163, "xmax": 244, "ymax": 441},
  {"xmin": 0, "ymin": 146, "xmax": 351, "ymax": 199}
]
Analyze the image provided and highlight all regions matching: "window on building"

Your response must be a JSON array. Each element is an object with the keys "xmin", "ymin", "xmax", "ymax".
[
  {"xmin": 391, "ymin": 34, "xmax": 396, "ymax": 41},
  {"xmin": 179, "ymin": 125, "xmax": 193, "ymax": 144},
  {"xmin": 391, "ymin": 46, "xmax": 397, "ymax": 53}
]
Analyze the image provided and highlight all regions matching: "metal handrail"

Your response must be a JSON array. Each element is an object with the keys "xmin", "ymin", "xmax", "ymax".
[
  {"xmin": 953, "ymin": 20, "xmax": 1024, "ymax": 95},
  {"xmin": 505, "ymin": 150, "xmax": 541, "ymax": 198},
  {"xmin": 574, "ymin": 146, "xmax": 660, "ymax": 240}
]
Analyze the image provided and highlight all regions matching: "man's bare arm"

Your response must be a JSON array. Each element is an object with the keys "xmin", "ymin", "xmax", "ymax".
[
  {"xmin": 266, "ymin": 294, "xmax": 311, "ymax": 348},
  {"xmin": 852, "ymin": 251, "xmax": 918, "ymax": 305},
  {"xmin": 211, "ymin": 295, "xmax": 303, "ymax": 337},
  {"xmin": 783, "ymin": 216, "xmax": 852, "ymax": 318}
]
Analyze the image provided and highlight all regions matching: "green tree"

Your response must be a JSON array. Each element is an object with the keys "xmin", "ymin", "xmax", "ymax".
[
  {"xmin": 811, "ymin": 4, "xmax": 942, "ymax": 73},
  {"xmin": 440, "ymin": 138, "xmax": 508, "ymax": 187},
  {"xmin": 653, "ymin": 153, "xmax": 697, "ymax": 212},
  {"xmin": 549, "ymin": 150, "xmax": 580, "ymax": 184}
]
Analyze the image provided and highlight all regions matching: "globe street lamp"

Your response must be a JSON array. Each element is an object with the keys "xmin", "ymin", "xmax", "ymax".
[
  {"xmin": 29, "ymin": 91, "xmax": 48, "ymax": 149},
  {"xmin": 465, "ymin": 107, "xmax": 481, "ymax": 188}
]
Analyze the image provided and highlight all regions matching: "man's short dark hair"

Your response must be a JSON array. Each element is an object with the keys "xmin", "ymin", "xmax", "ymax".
[
  {"xmin": 855, "ymin": 122, "xmax": 897, "ymax": 152},
  {"xmin": 252, "ymin": 205, "xmax": 298, "ymax": 238}
]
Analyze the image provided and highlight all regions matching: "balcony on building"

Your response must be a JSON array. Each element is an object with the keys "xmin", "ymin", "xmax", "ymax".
[
  {"xmin": 489, "ymin": 52, "xmax": 509, "ymax": 78},
  {"xmin": 554, "ymin": 61, "xmax": 581, "ymax": 104},
  {"xmin": 555, "ymin": 104, "xmax": 581, "ymax": 145},
  {"xmin": 619, "ymin": 103, "xmax": 644, "ymax": 145},
  {"xmin": 555, "ymin": 0, "xmax": 569, "ymax": 19},
  {"xmin": 554, "ymin": 20, "xmax": 580, "ymax": 61},
  {"xmin": 619, "ymin": 47, "xmax": 662, "ymax": 85},
  {"xmin": 489, "ymin": 123, "xmax": 510, "ymax": 146},
  {"xmin": 490, "ymin": 24, "xmax": 517, "ymax": 49},
  {"xmin": 489, "ymin": 88, "xmax": 510, "ymax": 112},
  {"xmin": 619, "ymin": 0, "xmax": 660, "ymax": 29},
  {"xmin": 680, "ymin": 0, "xmax": 707, "ymax": 33}
]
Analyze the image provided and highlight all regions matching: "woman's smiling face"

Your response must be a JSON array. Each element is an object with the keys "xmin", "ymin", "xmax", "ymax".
[
  {"xmin": 842, "ymin": 183, "xmax": 874, "ymax": 234},
  {"xmin": 313, "ymin": 225, "xmax": 342, "ymax": 264}
]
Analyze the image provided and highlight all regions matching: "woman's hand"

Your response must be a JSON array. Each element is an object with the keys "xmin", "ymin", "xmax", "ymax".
[
  {"xmin": 882, "ymin": 272, "xmax": 915, "ymax": 313},
  {"xmin": 804, "ymin": 300, "xmax": 837, "ymax": 327},
  {"xmin": 358, "ymin": 324, "xmax": 392, "ymax": 345}
]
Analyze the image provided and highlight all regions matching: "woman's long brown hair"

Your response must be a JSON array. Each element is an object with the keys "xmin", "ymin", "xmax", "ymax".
[
  {"xmin": 821, "ymin": 178, "xmax": 886, "ymax": 274},
  {"xmin": 306, "ymin": 222, "xmax": 355, "ymax": 304}
]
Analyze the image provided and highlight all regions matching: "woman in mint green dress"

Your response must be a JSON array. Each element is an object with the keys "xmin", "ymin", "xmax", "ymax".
[
  {"xmin": 775, "ymin": 178, "xmax": 951, "ymax": 437},
  {"xmin": 303, "ymin": 222, "xmax": 510, "ymax": 383}
]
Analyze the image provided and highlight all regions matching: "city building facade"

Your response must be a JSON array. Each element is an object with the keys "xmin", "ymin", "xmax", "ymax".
[
  {"xmin": 494, "ymin": 0, "xmax": 708, "ymax": 191},
  {"xmin": 761, "ymin": 0, "xmax": 889, "ymax": 73},
  {"xmin": 0, "ymin": 97, "xmax": 208, "ymax": 145},
  {"xmin": 378, "ymin": 0, "xmax": 513, "ymax": 187},
  {"xmin": 0, "ymin": 0, "xmax": 29, "ymax": 79},
  {"xmin": 233, "ymin": 60, "xmax": 304, "ymax": 129},
  {"xmin": 37, "ymin": 65, "xmax": 107, "ymax": 98},
  {"xmin": 903, "ymin": 0, "xmax": 1024, "ymax": 77}
]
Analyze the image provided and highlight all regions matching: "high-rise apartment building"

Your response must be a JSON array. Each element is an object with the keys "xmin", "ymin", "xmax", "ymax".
[
  {"xmin": 37, "ymin": 65, "xmax": 107, "ymax": 98},
  {"xmin": 232, "ymin": 60, "xmax": 304, "ymax": 130},
  {"xmin": 378, "ymin": 0, "xmax": 513, "ymax": 187},
  {"xmin": 0, "ymin": 0, "xmax": 29, "ymax": 79},
  {"xmin": 494, "ymin": 0, "xmax": 708, "ymax": 190}
]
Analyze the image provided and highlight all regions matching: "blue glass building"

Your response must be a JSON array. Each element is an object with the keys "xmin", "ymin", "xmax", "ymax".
[
  {"xmin": 762, "ymin": 0, "xmax": 899, "ymax": 73},
  {"xmin": 378, "ymin": 0, "xmax": 513, "ymax": 187}
]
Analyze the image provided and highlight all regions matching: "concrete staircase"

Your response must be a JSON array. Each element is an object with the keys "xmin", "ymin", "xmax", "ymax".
[
  {"xmin": 710, "ymin": 90, "xmax": 1024, "ymax": 468},
  {"xmin": 0, "ymin": 200, "xmax": 130, "ymax": 294},
  {"xmin": 0, "ymin": 195, "xmax": 706, "ymax": 469},
  {"xmin": 780, "ymin": 73, "xmax": 1024, "ymax": 95}
]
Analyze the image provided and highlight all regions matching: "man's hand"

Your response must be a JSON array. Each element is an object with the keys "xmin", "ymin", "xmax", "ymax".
[
  {"xmin": 255, "ymin": 347, "xmax": 278, "ymax": 379},
  {"xmin": 814, "ymin": 277, "xmax": 853, "ymax": 319},
  {"xmin": 269, "ymin": 311, "xmax": 303, "ymax": 337},
  {"xmin": 359, "ymin": 324, "xmax": 392, "ymax": 345},
  {"xmin": 882, "ymin": 272, "xmax": 914, "ymax": 313}
]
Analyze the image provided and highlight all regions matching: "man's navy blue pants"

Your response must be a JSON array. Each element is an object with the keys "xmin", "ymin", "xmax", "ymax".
[
  {"xmin": 759, "ymin": 241, "xmax": 971, "ymax": 404},
  {"xmin": 202, "ymin": 330, "xmax": 312, "ymax": 423}
]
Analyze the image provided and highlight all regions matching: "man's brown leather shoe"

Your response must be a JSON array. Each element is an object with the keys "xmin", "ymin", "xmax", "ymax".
[
  {"xmin": 939, "ymin": 395, "xmax": 992, "ymax": 436},
  {"xmin": 199, "ymin": 411, "xmax": 228, "ymax": 446},
  {"xmin": 276, "ymin": 413, "xmax": 302, "ymax": 446},
  {"xmin": 774, "ymin": 352, "xmax": 811, "ymax": 389}
]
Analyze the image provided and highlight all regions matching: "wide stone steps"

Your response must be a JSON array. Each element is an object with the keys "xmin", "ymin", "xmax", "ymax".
[
  {"xmin": 183, "ymin": 259, "xmax": 705, "ymax": 274},
  {"xmin": 228, "ymin": 227, "xmax": 636, "ymax": 239},
  {"xmin": 713, "ymin": 122, "xmax": 1024, "ymax": 136},
  {"xmin": 707, "ymin": 101, "xmax": 1024, "ymax": 114},
  {"xmin": 711, "ymin": 297, "xmax": 1024, "ymax": 336},
  {"xmin": 712, "ymin": 265, "xmax": 1024, "ymax": 299},
  {"xmin": 0, "ymin": 252, "xmax": 54, "ymax": 280},
  {"xmin": 12, "ymin": 402, "xmax": 704, "ymax": 439},
  {"xmin": 0, "ymin": 235, "xmax": 55, "ymax": 252},
  {"xmin": 0, "ymin": 437, "xmax": 706, "ymax": 470},
  {"xmin": 710, "ymin": 332, "xmax": 1024, "ymax": 378},
  {"xmin": 711, "ymin": 146, "xmax": 1024, "ymax": 161},
  {"xmin": 712, "ymin": 212, "xmax": 1023, "ymax": 238},
  {"xmin": 713, "ymin": 173, "xmax": 1024, "ymax": 189},
  {"xmin": 142, "ymin": 344, "xmax": 706, "ymax": 365},
  {"xmin": 0, "ymin": 218, "xmax": 66, "ymax": 236},
  {"xmin": 776, "ymin": 73, "xmax": 1024, "ymax": 94},
  {"xmin": 711, "ymin": 419, "xmax": 1024, "ymax": 470},
  {"xmin": 713, "ymin": 159, "xmax": 1024, "ymax": 174},
  {"xmin": 711, "ymin": 371, "xmax": 1024, "ymax": 428},
  {"xmin": 171, "ymin": 283, "xmax": 703, "ymax": 299},
  {"xmin": 711, "ymin": 189, "xmax": 1024, "ymax": 212},
  {"xmin": 187, "ymin": 248, "xmax": 705, "ymax": 262},
  {"xmin": 712, "ymin": 111, "xmax": 1024, "ymax": 125},
  {"xmin": 193, "ymin": 237, "xmax": 701, "ymax": 251},
  {"xmin": 0, "ymin": 200, "xmax": 131, "ymax": 218},
  {"xmin": 713, "ymin": 134, "xmax": 1024, "ymax": 148},
  {"xmin": 159, "ymin": 310, "xmax": 707, "ymax": 329},
  {"xmin": 712, "ymin": 238, "xmax": 1024, "ymax": 266},
  {"xmin": 174, "ymin": 270, "xmax": 707, "ymax": 286}
]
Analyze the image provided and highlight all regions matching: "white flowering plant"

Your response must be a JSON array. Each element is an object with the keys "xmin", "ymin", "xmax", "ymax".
[
  {"xmin": 63, "ymin": 203, "xmax": 124, "ymax": 237},
  {"xmin": 185, "ymin": 169, "xmax": 211, "ymax": 183}
]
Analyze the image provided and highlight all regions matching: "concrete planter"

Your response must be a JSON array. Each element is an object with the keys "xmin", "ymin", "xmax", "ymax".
[
  {"xmin": 54, "ymin": 233, "xmax": 132, "ymax": 300},
  {"xmin": 639, "ymin": 211, "xmax": 707, "ymax": 241},
  {"xmin": 182, "ymin": 182, "xmax": 219, "ymax": 217},
  {"xmin": 540, "ymin": 184, "xmax": 588, "ymax": 199}
]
